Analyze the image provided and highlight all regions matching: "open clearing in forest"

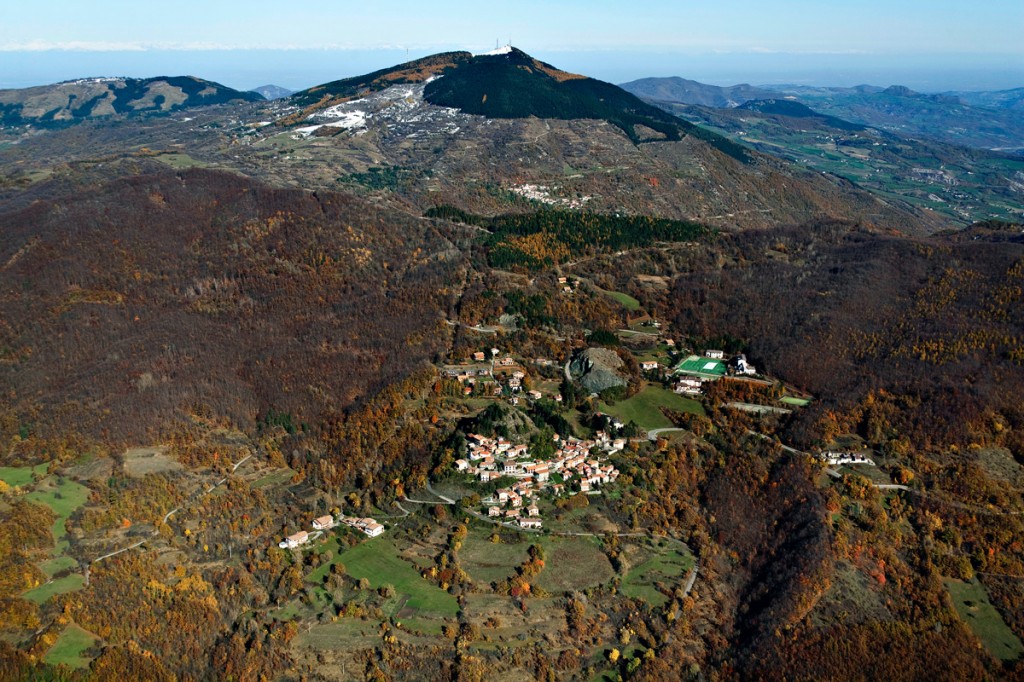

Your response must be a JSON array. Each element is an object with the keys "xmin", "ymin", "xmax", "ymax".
[
  {"xmin": 620, "ymin": 544, "xmax": 694, "ymax": 607},
  {"xmin": 945, "ymin": 578, "xmax": 1024, "ymax": 661},
  {"xmin": 24, "ymin": 574, "xmax": 86, "ymax": 604},
  {"xmin": 325, "ymin": 537, "xmax": 459, "ymax": 618},
  {"xmin": 535, "ymin": 536, "xmax": 614, "ymax": 594},
  {"xmin": 43, "ymin": 625, "xmax": 98, "ymax": 668},
  {"xmin": 26, "ymin": 476, "xmax": 90, "ymax": 544},
  {"xmin": 0, "ymin": 463, "xmax": 49, "ymax": 488},
  {"xmin": 123, "ymin": 446, "xmax": 182, "ymax": 477},
  {"xmin": 600, "ymin": 383, "xmax": 704, "ymax": 430},
  {"xmin": 460, "ymin": 531, "xmax": 529, "ymax": 585},
  {"xmin": 601, "ymin": 288, "xmax": 641, "ymax": 311}
]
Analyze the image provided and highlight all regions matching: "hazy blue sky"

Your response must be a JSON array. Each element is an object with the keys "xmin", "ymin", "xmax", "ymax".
[{"xmin": 1, "ymin": 1, "xmax": 1021, "ymax": 90}]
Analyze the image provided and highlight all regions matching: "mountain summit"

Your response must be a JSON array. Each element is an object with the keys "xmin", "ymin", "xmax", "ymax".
[{"xmin": 290, "ymin": 47, "xmax": 715, "ymax": 144}]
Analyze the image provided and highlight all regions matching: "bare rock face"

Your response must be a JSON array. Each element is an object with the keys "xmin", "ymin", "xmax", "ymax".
[{"xmin": 570, "ymin": 347, "xmax": 628, "ymax": 394}]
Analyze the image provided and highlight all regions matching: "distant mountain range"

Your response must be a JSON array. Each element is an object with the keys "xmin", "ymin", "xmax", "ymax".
[
  {"xmin": 250, "ymin": 84, "xmax": 293, "ymax": 100},
  {"xmin": 0, "ymin": 76, "xmax": 262, "ymax": 128},
  {"xmin": 650, "ymin": 97, "xmax": 1024, "ymax": 224},
  {"xmin": 621, "ymin": 77, "xmax": 1024, "ymax": 152},
  {"xmin": 619, "ymin": 77, "xmax": 776, "ymax": 109}
]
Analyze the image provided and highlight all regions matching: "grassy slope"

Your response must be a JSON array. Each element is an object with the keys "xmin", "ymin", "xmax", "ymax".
[
  {"xmin": 0, "ymin": 463, "xmax": 49, "ymax": 487},
  {"xmin": 620, "ymin": 546, "xmax": 694, "ymax": 607},
  {"xmin": 535, "ymin": 536, "xmax": 615, "ymax": 593},
  {"xmin": 600, "ymin": 384, "xmax": 704, "ymax": 430},
  {"xmin": 945, "ymin": 578, "xmax": 1024, "ymax": 661},
  {"xmin": 322, "ymin": 537, "xmax": 459, "ymax": 617},
  {"xmin": 23, "ymin": 574, "xmax": 86, "ymax": 604},
  {"xmin": 27, "ymin": 478, "xmax": 90, "ymax": 543},
  {"xmin": 601, "ymin": 289, "xmax": 641, "ymax": 311},
  {"xmin": 44, "ymin": 625, "xmax": 98, "ymax": 668}
]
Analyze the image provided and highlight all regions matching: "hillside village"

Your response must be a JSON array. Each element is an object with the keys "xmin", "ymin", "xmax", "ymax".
[{"xmin": 458, "ymin": 431, "xmax": 622, "ymax": 529}]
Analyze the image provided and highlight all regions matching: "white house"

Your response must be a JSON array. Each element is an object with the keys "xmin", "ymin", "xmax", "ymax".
[
  {"xmin": 519, "ymin": 517, "xmax": 543, "ymax": 530},
  {"xmin": 705, "ymin": 349, "xmax": 725, "ymax": 359},
  {"xmin": 640, "ymin": 361, "xmax": 660, "ymax": 371},
  {"xmin": 312, "ymin": 515, "xmax": 335, "ymax": 531},
  {"xmin": 355, "ymin": 518, "xmax": 385, "ymax": 537},
  {"xmin": 279, "ymin": 531, "xmax": 309, "ymax": 549}
]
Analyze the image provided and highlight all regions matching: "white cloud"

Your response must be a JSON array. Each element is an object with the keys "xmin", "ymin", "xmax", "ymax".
[
  {"xmin": 0, "ymin": 39, "xmax": 469, "ymax": 53},
  {"xmin": 0, "ymin": 40, "xmax": 149, "ymax": 52}
]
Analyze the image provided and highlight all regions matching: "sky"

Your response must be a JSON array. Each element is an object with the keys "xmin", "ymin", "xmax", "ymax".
[{"xmin": 1, "ymin": 1, "xmax": 1021, "ymax": 91}]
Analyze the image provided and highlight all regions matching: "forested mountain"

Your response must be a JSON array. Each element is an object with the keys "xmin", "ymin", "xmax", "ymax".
[
  {"xmin": 623, "ymin": 77, "xmax": 1024, "ymax": 152},
  {"xmin": 0, "ymin": 166, "xmax": 460, "ymax": 443},
  {"xmin": 0, "ymin": 46, "xmax": 1022, "ymax": 682},
  {"xmin": 0, "ymin": 76, "xmax": 262, "ymax": 129},
  {"xmin": 620, "ymin": 76, "xmax": 775, "ymax": 108},
  {"xmin": 646, "ymin": 97, "xmax": 1024, "ymax": 224}
]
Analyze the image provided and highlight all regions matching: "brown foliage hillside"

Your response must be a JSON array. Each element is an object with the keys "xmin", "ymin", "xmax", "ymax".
[
  {"xmin": 668, "ymin": 221, "xmax": 1024, "ymax": 450},
  {"xmin": 0, "ymin": 168, "xmax": 462, "ymax": 445}
]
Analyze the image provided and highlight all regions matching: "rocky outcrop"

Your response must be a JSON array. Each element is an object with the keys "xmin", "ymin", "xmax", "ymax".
[{"xmin": 569, "ymin": 347, "xmax": 628, "ymax": 394}]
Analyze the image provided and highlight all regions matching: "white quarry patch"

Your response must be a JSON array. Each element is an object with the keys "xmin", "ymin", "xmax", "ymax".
[{"xmin": 510, "ymin": 184, "xmax": 591, "ymax": 209}]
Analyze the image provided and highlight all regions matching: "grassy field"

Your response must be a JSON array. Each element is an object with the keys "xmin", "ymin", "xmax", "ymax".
[
  {"xmin": 620, "ymin": 545, "xmax": 694, "ymax": 607},
  {"xmin": 460, "ymin": 532, "xmax": 529, "ymax": 584},
  {"xmin": 325, "ymin": 538, "xmax": 459, "ymax": 617},
  {"xmin": 535, "ymin": 537, "xmax": 615, "ymax": 593},
  {"xmin": 250, "ymin": 468, "xmax": 296, "ymax": 489},
  {"xmin": 0, "ymin": 463, "xmax": 49, "ymax": 487},
  {"xmin": 600, "ymin": 384, "xmax": 704, "ymax": 430},
  {"xmin": 294, "ymin": 618, "xmax": 380, "ymax": 651},
  {"xmin": 601, "ymin": 289, "xmax": 641, "ymax": 311},
  {"xmin": 23, "ymin": 574, "xmax": 86, "ymax": 604},
  {"xmin": 40, "ymin": 556, "xmax": 78, "ymax": 577},
  {"xmin": 780, "ymin": 396, "xmax": 811, "ymax": 407},
  {"xmin": 43, "ymin": 625, "xmax": 98, "ymax": 669},
  {"xmin": 945, "ymin": 578, "xmax": 1024, "ymax": 661},
  {"xmin": 26, "ymin": 477, "xmax": 90, "ymax": 543},
  {"xmin": 155, "ymin": 152, "xmax": 211, "ymax": 169}
]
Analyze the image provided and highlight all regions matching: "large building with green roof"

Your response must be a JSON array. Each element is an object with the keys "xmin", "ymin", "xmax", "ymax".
[{"xmin": 675, "ymin": 354, "xmax": 728, "ymax": 379}]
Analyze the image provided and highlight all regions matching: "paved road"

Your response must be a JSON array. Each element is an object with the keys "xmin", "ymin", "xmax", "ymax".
[
  {"xmin": 647, "ymin": 427, "xmax": 687, "ymax": 441},
  {"xmin": 444, "ymin": 320, "xmax": 499, "ymax": 335},
  {"xmin": 92, "ymin": 539, "xmax": 147, "ymax": 565},
  {"xmin": 425, "ymin": 482, "xmax": 457, "ymax": 504}
]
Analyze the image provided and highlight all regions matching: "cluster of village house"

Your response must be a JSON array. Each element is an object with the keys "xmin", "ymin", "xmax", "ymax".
[
  {"xmin": 455, "ymin": 432, "xmax": 623, "ymax": 530},
  {"xmin": 441, "ymin": 349, "xmax": 563, "ymax": 406},
  {"xmin": 278, "ymin": 514, "xmax": 384, "ymax": 549},
  {"xmin": 819, "ymin": 451, "xmax": 876, "ymax": 467}
]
